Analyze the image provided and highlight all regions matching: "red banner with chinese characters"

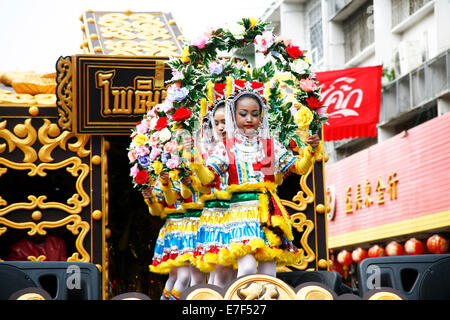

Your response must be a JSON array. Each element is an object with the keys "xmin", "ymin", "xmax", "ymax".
[{"xmin": 316, "ymin": 65, "xmax": 382, "ymax": 141}]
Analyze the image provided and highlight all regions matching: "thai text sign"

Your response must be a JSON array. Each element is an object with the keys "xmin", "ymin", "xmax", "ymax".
[
  {"xmin": 316, "ymin": 65, "xmax": 382, "ymax": 141},
  {"xmin": 69, "ymin": 55, "xmax": 172, "ymax": 134}
]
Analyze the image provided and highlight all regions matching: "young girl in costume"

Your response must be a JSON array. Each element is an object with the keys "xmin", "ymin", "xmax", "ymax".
[
  {"xmin": 190, "ymin": 80, "xmax": 321, "ymax": 278},
  {"xmin": 145, "ymin": 170, "xmax": 208, "ymax": 299},
  {"xmin": 191, "ymin": 99, "xmax": 235, "ymax": 288}
]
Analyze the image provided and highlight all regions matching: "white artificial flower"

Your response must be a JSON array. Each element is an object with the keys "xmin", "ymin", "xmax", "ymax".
[
  {"xmin": 158, "ymin": 127, "xmax": 172, "ymax": 142},
  {"xmin": 290, "ymin": 58, "xmax": 309, "ymax": 74},
  {"xmin": 228, "ymin": 23, "xmax": 246, "ymax": 39},
  {"xmin": 149, "ymin": 117, "xmax": 158, "ymax": 130}
]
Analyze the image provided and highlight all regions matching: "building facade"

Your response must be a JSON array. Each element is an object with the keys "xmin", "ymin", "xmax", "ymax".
[{"xmin": 259, "ymin": 0, "xmax": 450, "ymax": 281}]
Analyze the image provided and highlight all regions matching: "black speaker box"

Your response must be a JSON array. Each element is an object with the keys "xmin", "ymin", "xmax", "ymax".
[
  {"xmin": 0, "ymin": 261, "xmax": 101, "ymax": 300},
  {"xmin": 358, "ymin": 254, "xmax": 450, "ymax": 300},
  {"xmin": 277, "ymin": 270, "xmax": 353, "ymax": 295}
]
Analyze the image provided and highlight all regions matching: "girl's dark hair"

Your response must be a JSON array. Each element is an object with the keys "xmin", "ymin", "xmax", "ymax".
[
  {"xmin": 212, "ymin": 101, "xmax": 225, "ymax": 116},
  {"xmin": 234, "ymin": 93, "xmax": 263, "ymax": 111}
]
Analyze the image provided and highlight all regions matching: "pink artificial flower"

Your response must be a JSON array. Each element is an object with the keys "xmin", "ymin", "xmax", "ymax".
[
  {"xmin": 149, "ymin": 147, "xmax": 162, "ymax": 161},
  {"xmin": 130, "ymin": 163, "xmax": 139, "ymax": 177},
  {"xmin": 166, "ymin": 155, "xmax": 180, "ymax": 169},
  {"xmin": 277, "ymin": 35, "xmax": 292, "ymax": 47},
  {"xmin": 136, "ymin": 122, "xmax": 149, "ymax": 134},
  {"xmin": 148, "ymin": 134, "xmax": 159, "ymax": 147},
  {"xmin": 299, "ymin": 78, "xmax": 317, "ymax": 92},
  {"xmin": 128, "ymin": 149, "xmax": 138, "ymax": 162},
  {"xmin": 254, "ymin": 31, "xmax": 274, "ymax": 53},
  {"xmin": 137, "ymin": 145, "xmax": 150, "ymax": 156},
  {"xmin": 164, "ymin": 140, "xmax": 178, "ymax": 153},
  {"xmin": 191, "ymin": 32, "xmax": 211, "ymax": 49}
]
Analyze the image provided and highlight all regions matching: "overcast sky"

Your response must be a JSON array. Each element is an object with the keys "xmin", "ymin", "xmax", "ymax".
[{"xmin": 0, "ymin": 0, "xmax": 273, "ymax": 73}]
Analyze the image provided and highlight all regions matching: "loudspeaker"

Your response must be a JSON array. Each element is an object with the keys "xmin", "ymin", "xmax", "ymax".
[
  {"xmin": 0, "ymin": 261, "xmax": 101, "ymax": 300},
  {"xmin": 358, "ymin": 254, "xmax": 450, "ymax": 300},
  {"xmin": 277, "ymin": 270, "xmax": 353, "ymax": 295}
]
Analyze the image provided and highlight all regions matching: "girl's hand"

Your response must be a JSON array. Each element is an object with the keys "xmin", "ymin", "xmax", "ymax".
[
  {"xmin": 306, "ymin": 134, "xmax": 320, "ymax": 148},
  {"xmin": 159, "ymin": 172, "xmax": 169, "ymax": 182},
  {"xmin": 181, "ymin": 177, "xmax": 192, "ymax": 185},
  {"xmin": 141, "ymin": 186, "xmax": 153, "ymax": 199}
]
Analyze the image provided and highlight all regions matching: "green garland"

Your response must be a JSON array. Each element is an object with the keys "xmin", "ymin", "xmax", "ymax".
[{"xmin": 128, "ymin": 17, "xmax": 328, "ymax": 190}]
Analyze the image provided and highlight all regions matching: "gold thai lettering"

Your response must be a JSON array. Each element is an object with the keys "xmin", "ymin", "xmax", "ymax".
[{"xmin": 96, "ymin": 71, "xmax": 167, "ymax": 116}]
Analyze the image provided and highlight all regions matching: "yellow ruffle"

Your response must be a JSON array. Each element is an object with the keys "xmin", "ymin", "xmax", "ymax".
[
  {"xmin": 216, "ymin": 239, "xmax": 304, "ymax": 267},
  {"xmin": 149, "ymin": 253, "xmax": 193, "ymax": 274}
]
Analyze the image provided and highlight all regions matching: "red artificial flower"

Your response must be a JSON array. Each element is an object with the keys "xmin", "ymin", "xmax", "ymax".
[
  {"xmin": 171, "ymin": 107, "xmax": 193, "ymax": 121},
  {"xmin": 305, "ymin": 96, "xmax": 323, "ymax": 110},
  {"xmin": 155, "ymin": 117, "xmax": 168, "ymax": 131},
  {"xmin": 290, "ymin": 138, "xmax": 297, "ymax": 149},
  {"xmin": 286, "ymin": 45, "xmax": 303, "ymax": 59},
  {"xmin": 135, "ymin": 170, "xmax": 149, "ymax": 185}
]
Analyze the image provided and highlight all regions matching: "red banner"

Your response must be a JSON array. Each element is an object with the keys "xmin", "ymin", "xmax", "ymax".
[{"xmin": 316, "ymin": 65, "xmax": 382, "ymax": 141}]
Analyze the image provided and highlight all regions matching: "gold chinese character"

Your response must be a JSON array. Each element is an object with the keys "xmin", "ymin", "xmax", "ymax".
[
  {"xmin": 388, "ymin": 172, "xmax": 399, "ymax": 200},
  {"xmin": 355, "ymin": 184, "xmax": 363, "ymax": 210},
  {"xmin": 364, "ymin": 179, "xmax": 373, "ymax": 207},
  {"xmin": 345, "ymin": 186, "xmax": 353, "ymax": 214},
  {"xmin": 376, "ymin": 175, "xmax": 386, "ymax": 205}
]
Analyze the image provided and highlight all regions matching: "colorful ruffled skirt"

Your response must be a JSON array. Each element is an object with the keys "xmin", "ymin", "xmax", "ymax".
[
  {"xmin": 149, "ymin": 209, "xmax": 202, "ymax": 274},
  {"xmin": 218, "ymin": 191, "xmax": 303, "ymax": 267},
  {"xmin": 192, "ymin": 199, "xmax": 231, "ymax": 272}
]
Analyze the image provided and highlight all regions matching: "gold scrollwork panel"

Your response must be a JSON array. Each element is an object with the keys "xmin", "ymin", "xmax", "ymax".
[
  {"xmin": 289, "ymin": 212, "xmax": 316, "ymax": 270},
  {"xmin": 0, "ymin": 157, "xmax": 90, "ymax": 215},
  {"xmin": 0, "ymin": 215, "xmax": 90, "ymax": 262},
  {"xmin": 56, "ymin": 56, "xmax": 73, "ymax": 131}
]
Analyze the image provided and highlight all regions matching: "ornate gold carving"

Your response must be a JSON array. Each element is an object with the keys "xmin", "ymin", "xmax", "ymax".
[
  {"xmin": 28, "ymin": 106, "xmax": 39, "ymax": 116},
  {"xmin": 92, "ymin": 210, "xmax": 102, "ymax": 220},
  {"xmin": 282, "ymin": 164, "xmax": 314, "ymax": 212},
  {"xmin": 28, "ymin": 255, "xmax": 46, "ymax": 261},
  {"xmin": 316, "ymin": 203, "xmax": 325, "ymax": 214},
  {"xmin": 91, "ymin": 13, "xmax": 180, "ymax": 56},
  {"xmin": 56, "ymin": 56, "xmax": 73, "ymax": 131},
  {"xmin": 288, "ymin": 212, "xmax": 315, "ymax": 270},
  {"xmin": 31, "ymin": 210, "xmax": 42, "ymax": 221},
  {"xmin": 185, "ymin": 288, "xmax": 224, "ymax": 300},
  {"xmin": 223, "ymin": 275, "xmax": 297, "ymax": 300},
  {"xmin": 0, "ymin": 215, "xmax": 90, "ymax": 262},
  {"xmin": 0, "ymin": 157, "xmax": 90, "ymax": 215},
  {"xmin": 296, "ymin": 285, "xmax": 335, "ymax": 300},
  {"xmin": 0, "ymin": 119, "xmax": 38, "ymax": 162}
]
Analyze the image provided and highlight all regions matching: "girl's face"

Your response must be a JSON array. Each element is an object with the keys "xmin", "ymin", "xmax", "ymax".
[
  {"xmin": 213, "ymin": 107, "xmax": 226, "ymax": 139},
  {"xmin": 234, "ymin": 97, "xmax": 261, "ymax": 135}
]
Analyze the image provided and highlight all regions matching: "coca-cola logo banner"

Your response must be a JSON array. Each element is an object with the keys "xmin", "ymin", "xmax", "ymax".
[{"xmin": 316, "ymin": 65, "xmax": 382, "ymax": 141}]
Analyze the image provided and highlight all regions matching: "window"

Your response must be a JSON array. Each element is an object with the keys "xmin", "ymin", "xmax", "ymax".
[
  {"xmin": 391, "ymin": 0, "xmax": 432, "ymax": 27},
  {"xmin": 343, "ymin": 0, "xmax": 374, "ymax": 62},
  {"xmin": 308, "ymin": 2, "xmax": 324, "ymax": 63}
]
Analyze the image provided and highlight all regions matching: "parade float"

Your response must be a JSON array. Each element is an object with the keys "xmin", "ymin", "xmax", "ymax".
[{"xmin": 1, "ymin": 10, "xmax": 448, "ymax": 301}]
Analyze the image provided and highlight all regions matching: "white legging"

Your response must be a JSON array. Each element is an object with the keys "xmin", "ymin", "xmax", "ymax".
[{"xmin": 237, "ymin": 254, "xmax": 276, "ymax": 278}]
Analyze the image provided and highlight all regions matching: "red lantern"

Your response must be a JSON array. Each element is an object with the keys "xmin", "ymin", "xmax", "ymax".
[
  {"xmin": 337, "ymin": 250, "xmax": 353, "ymax": 279},
  {"xmin": 404, "ymin": 238, "xmax": 424, "ymax": 255},
  {"xmin": 337, "ymin": 250, "xmax": 353, "ymax": 266},
  {"xmin": 426, "ymin": 235, "xmax": 449, "ymax": 254},
  {"xmin": 351, "ymin": 247, "xmax": 368, "ymax": 263},
  {"xmin": 385, "ymin": 241, "xmax": 404, "ymax": 256},
  {"xmin": 368, "ymin": 245, "xmax": 385, "ymax": 258}
]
